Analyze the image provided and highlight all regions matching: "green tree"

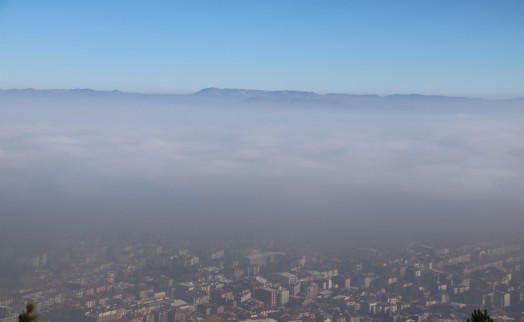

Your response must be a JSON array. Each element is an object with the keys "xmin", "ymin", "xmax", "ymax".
[
  {"xmin": 467, "ymin": 309, "xmax": 493, "ymax": 322},
  {"xmin": 18, "ymin": 303, "xmax": 39, "ymax": 322}
]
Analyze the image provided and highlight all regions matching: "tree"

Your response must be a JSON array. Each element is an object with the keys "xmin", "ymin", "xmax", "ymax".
[
  {"xmin": 467, "ymin": 309, "xmax": 493, "ymax": 322},
  {"xmin": 19, "ymin": 303, "xmax": 39, "ymax": 322}
]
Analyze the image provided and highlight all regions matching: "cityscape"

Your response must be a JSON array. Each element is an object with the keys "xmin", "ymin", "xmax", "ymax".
[
  {"xmin": 1, "ymin": 2, "xmax": 524, "ymax": 322},
  {"xmin": 2, "ymin": 235, "xmax": 524, "ymax": 322}
]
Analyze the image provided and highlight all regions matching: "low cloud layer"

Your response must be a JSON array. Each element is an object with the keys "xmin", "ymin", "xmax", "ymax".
[{"xmin": 1, "ymin": 93, "xmax": 523, "ymax": 246}]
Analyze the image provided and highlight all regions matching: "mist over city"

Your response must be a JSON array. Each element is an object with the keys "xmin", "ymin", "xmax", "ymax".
[
  {"xmin": 1, "ymin": 1, "xmax": 524, "ymax": 322},
  {"xmin": 1, "ymin": 89, "xmax": 523, "ymax": 248}
]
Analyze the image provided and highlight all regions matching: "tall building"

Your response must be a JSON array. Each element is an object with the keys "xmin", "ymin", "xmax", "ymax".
[
  {"xmin": 277, "ymin": 288, "xmax": 289, "ymax": 306},
  {"xmin": 253, "ymin": 287, "xmax": 277, "ymax": 306}
]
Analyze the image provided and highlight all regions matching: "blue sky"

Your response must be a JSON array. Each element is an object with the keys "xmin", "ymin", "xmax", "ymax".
[{"xmin": 0, "ymin": 1, "xmax": 523, "ymax": 97}]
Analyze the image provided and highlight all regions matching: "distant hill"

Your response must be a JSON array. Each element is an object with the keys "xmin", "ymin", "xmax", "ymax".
[
  {"xmin": 0, "ymin": 87, "xmax": 489, "ymax": 101},
  {"xmin": 1, "ymin": 88, "xmax": 521, "ymax": 110},
  {"xmin": 193, "ymin": 87, "xmax": 318, "ymax": 99},
  {"xmin": 192, "ymin": 87, "xmax": 477, "ymax": 101}
]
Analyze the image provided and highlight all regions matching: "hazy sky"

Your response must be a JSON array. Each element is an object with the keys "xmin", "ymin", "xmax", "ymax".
[{"xmin": 1, "ymin": 1, "xmax": 523, "ymax": 97}]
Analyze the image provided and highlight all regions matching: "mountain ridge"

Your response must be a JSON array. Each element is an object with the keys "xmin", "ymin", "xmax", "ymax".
[{"xmin": 0, "ymin": 87, "xmax": 520, "ymax": 102}]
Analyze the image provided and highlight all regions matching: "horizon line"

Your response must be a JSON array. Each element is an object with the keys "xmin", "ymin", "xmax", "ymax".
[{"xmin": 1, "ymin": 87, "xmax": 523, "ymax": 101}]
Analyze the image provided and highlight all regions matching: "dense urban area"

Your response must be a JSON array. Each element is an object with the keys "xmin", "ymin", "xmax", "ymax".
[{"xmin": 1, "ymin": 236, "xmax": 524, "ymax": 322}]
